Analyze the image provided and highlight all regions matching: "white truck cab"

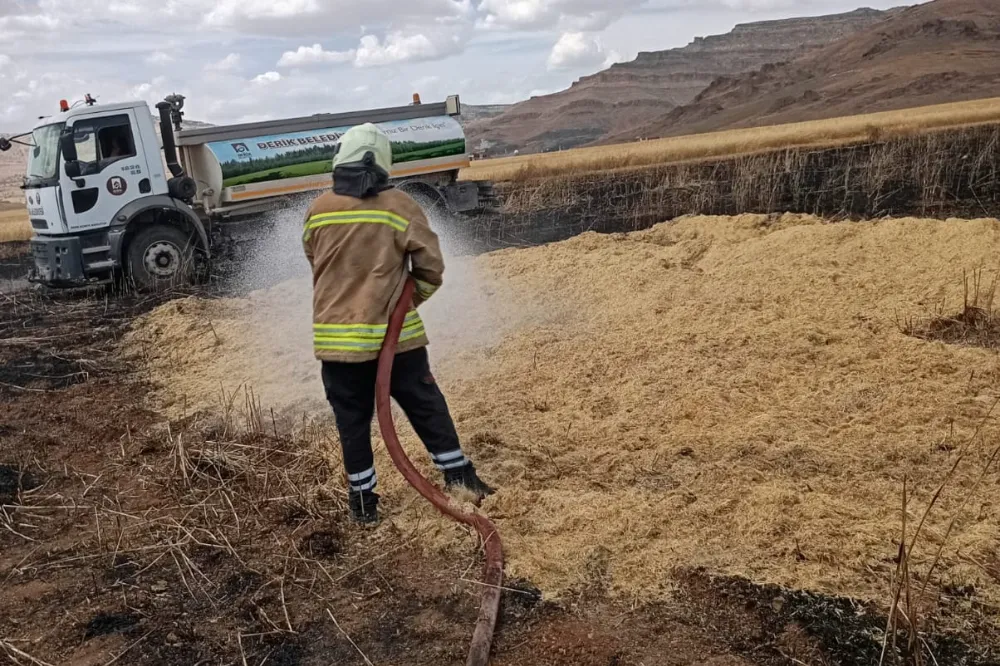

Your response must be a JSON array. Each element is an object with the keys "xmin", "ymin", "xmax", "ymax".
[
  {"xmin": 19, "ymin": 97, "xmax": 210, "ymax": 288},
  {"xmin": 4, "ymin": 94, "xmax": 493, "ymax": 290}
]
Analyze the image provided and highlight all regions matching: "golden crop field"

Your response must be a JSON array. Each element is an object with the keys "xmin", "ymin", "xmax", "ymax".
[
  {"xmin": 0, "ymin": 206, "xmax": 30, "ymax": 243},
  {"xmin": 461, "ymin": 96, "xmax": 1000, "ymax": 183}
]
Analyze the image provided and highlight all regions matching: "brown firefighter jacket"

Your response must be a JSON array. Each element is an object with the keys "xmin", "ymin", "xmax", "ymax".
[{"xmin": 302, "ymin": 188, "xmax": 445, "ymax": 363}]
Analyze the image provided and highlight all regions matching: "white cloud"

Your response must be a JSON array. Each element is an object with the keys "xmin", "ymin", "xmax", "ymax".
[
  {"xmin": 129, "ymin": 77, "xmax": 168, "ymax": 101},
  {"xmin": 146, "ymin": 51, "xmax": 174, "ymax": 65},
  {"xmin": 478, "ymin": 0, "xmax": 555, "ymax": 29},
  {"xmin": 201, "ymin": 0, "xmax": 476, "ymax": 35},
  {"xmin": 0, "ymin": 54, "xmax": 11, "ymax": 70},
  {"xmin": 282, "ymin": 29, "xmax": 469, "ymax": 69},
  {"xmin": 603, "ymin": 48, "xmax": 626, "ymax": 68},
  {"xmin": 718, "ymin": 0, "xmax": 807, "ymax": 8},
  {"xmin": 131, "ymin": 83, "xmax": 154, "ymax": 98},
  {"xmin": 478, "ymin": 0, "xmax": 644, "ymax": 31},
  {"xmin": 547, "ymin": 31, "xmax": 608, "ymax": 70},
  {"xmin": 355, "ymin": 32, "xmax": 442, "ymax": 67},
  {"xmin": 0, "ymin": 12, "xmax": 60, "ymax": 37},
  {"xmin": 252, "ymin": 71, "xmax": 282, "ymax": 85},
  {"xmin": 206, "ymin": 53, "xmax": 241, "ymax": 72},
  {"xmin": 204, "ymin": 0, "xmax": 323, "ymax": 27},
  {"xmin": 277, "ymin": 44, "xmax": 355, "ymax": 67}
]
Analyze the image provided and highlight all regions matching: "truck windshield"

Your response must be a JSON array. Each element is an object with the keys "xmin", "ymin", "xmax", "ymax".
[{"xmin": 25, "ymin": 123, "xmax": 65, "ymax": 185}]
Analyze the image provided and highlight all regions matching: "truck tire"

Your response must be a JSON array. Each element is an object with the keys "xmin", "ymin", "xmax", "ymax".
[
  {"xmin": 125, "ymin": 225, "xmax": 196, "ymax": 291},
  {"xmin": 404, "ymin": 189, "xmax": 451, "ymax": 225}
]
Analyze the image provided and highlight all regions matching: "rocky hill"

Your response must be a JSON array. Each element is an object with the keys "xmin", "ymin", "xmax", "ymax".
[
  {"xmin": 613, "ymin": 0, "xmax": 1000, "ymax": 141},
  {"xmin": 467, "ymin": 7, "xmax": 898, "ymax": 155},
  {"xmin": 460, "ymin": 104, "xmax": 510, "ymax": 125}
]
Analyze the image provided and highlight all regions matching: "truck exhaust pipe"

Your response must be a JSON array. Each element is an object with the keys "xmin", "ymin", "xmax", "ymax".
[
  {"xmin": 156, "ymin": 97, "xmax": 198, "ymax": 202},
  {"xmin": 156, "ymin": 98, "xmax": 185, "ymax": 178}
]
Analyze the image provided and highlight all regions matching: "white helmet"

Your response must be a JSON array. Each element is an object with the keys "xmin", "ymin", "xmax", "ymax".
[{"xmin": 333, "ymin": 123, "xmax": 392, "ymax": 174}]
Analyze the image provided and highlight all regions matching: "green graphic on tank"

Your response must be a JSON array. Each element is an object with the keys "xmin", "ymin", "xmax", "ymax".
[{"xmin": 207, "ymin": 116, "xmax": 466, "ymax": 188}]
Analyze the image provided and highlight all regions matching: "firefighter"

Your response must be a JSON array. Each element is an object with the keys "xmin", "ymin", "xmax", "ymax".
[{"xmin": 302, "ymin": 123, "xmax": 495, "ymax": 524}]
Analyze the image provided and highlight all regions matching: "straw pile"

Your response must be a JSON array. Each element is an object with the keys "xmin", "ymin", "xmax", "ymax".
[{"xmin": 125, "ymin": 213, "xmax": 1000, "ymax": 604}]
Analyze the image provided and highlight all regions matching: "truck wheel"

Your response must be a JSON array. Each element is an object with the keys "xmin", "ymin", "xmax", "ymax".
[
  {"xmin": 126, "ymin": 225, "xmax": 195, "ymax": 291},
  {"xmin": 407, "ymin": 190, "xmax": 451, "ymax": 224}
]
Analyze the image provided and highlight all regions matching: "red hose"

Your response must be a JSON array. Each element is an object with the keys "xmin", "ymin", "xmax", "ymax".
[{"xmin": 376, "ymin": 278, "xmax": 503, "ymax": 666}]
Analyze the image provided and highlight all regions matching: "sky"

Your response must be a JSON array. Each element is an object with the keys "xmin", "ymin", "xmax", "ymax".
[{"xmin": 0, "ymin": 0, "xmax": 926, "ymax": 133}]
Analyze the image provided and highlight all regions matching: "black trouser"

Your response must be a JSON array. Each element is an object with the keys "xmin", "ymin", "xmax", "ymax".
[{"xmin": 321, "ymin": 347, "xmax": 468, "ymax": 494}]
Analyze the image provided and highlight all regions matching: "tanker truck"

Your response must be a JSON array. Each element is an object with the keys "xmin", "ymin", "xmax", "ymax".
[{"xmin": 0, "ymin": 93, "xmax": 495, "ymax": 289}]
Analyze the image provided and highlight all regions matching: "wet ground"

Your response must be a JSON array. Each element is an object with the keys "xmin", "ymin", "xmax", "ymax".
[{"xmin": 0, "ymin": 242, "xmax": 31, "ymax": 294}]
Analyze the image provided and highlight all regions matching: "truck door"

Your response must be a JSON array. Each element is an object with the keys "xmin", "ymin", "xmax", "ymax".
[{"xmin": 61, "ymin": 110, "xmax": 152, "ymax": 233}]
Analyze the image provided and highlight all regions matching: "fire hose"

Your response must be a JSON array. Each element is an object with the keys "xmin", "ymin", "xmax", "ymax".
[{"xmin": 375, "ymin": 278, "xmax": 504, "ymax": 666}]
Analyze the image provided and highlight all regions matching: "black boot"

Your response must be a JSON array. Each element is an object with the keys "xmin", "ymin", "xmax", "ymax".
[
  {"xmin": 348, "ymin": 490, "xmax": 380, "ymax": 525},
  {"xmin": 444, "ymin": 463, "xmax": 496, "ymax": 501}
]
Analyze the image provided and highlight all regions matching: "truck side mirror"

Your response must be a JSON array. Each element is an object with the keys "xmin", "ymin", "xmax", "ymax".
[
  {"xmin": 59, "ymin": 128, "xmax": 78, "ymax": 163},
  {"xmin": 60, "ymin": 128, "xmax": 82, "ymax": 178}
]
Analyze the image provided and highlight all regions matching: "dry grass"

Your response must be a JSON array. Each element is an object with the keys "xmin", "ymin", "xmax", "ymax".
[
  {"xmin": 0, "ymin": 207, "xmax": 31, "ymax": 243},
  {"xmin": 461, "ymin": 96, "xmax": 1000, "ymax": 182},
  {"xmin": 1, "ymin": 287, "xmax": 480, "ymax": 666},
  {"xmin": 473, "ymin": 123, "xmax": 1000, "ymax": 252},
  {"xmin": 903, "ymin": 269, "xmax": 1000, "ymax": 351},
  {"xmin": 125, "ymin": 213, "xmax": 1000, "ymax": 611}
]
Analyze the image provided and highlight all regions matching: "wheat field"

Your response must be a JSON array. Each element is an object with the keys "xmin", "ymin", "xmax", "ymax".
[
  {"xmin": 461, "ymin": 96, "xmax": 1000, "ymax": 183},
  {"xmin": 0, "ymin": 207, "xmax": 30, "ymax": 243}
]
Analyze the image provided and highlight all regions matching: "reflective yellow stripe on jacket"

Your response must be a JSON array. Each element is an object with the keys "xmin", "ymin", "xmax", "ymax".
[
  {"xmin": 314, "ymin": 311, "xmax": 425, "ymax": 354},
  {"xmin": 414, "ymin": 278, "xmax": 440, "ymax": 301},
  {"xmin": 303, "ymin": 210, "xmax": 410, "ymax": 242}
]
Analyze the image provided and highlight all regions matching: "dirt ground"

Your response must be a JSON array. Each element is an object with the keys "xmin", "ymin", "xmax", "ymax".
[{"xmin": 4, "ymin": 222, "xmax": 1000, "ymax": 665}]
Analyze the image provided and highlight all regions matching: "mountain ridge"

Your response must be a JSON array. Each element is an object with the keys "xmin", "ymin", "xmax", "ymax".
[
  {"xmin": 467, "ymin": 7, "xmax": 902, "ymax": 155},
  {"xmin": 611, "ymin": 0, "xmax": 1000, "ymax": 141}
]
